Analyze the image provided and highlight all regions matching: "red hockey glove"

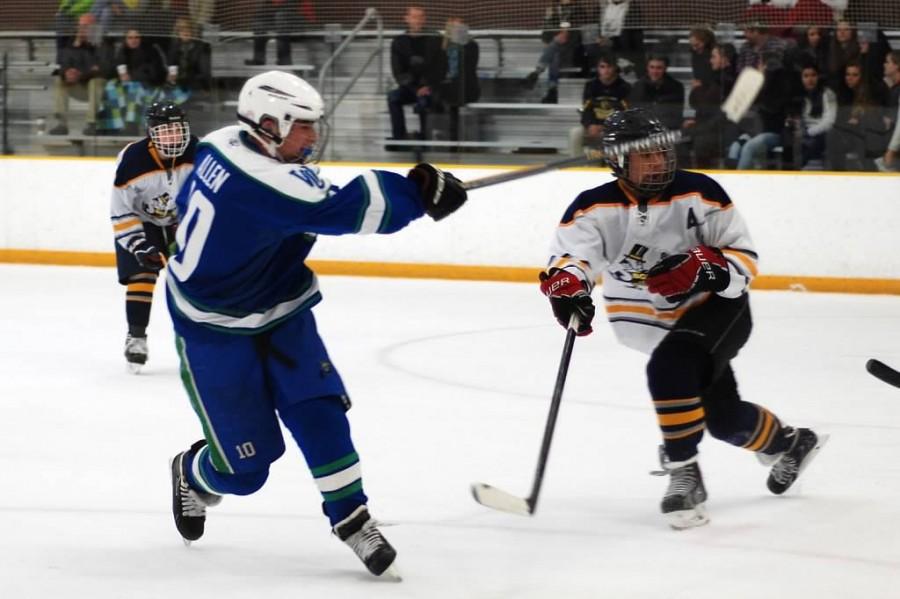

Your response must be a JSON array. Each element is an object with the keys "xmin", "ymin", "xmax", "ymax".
[
  {"xmin": 539, "ymin": 269, "xmax": 595, "ymax": 336},
  {"xmin": 646, "ymin": 245, "xmax": 730, "ymax": 303}
]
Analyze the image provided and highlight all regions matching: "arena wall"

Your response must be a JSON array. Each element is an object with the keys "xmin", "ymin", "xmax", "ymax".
[{"xmin": 0, "ymin": 156, "xmax": 897, "ymax": 294}]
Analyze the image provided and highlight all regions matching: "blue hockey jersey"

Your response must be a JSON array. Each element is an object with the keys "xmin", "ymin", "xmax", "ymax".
[{"xmin": 166, "ymin": 125, "xmax": 425, "ymax": 333}]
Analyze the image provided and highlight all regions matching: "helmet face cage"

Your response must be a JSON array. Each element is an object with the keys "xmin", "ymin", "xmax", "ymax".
[
  {"xmin": 146, "ymin": 102, "xmax": 190, "ymax": 158},
  {"xmin": 602, "ymin": 108, "xmax": 677, "ymax": 197},
  {"xmin": 149, "ymin": 120, "xmax": 191, "ymax": 158},
  {"xmin": 611, "ymin": 141, "xmax": 677, "ymax": 196}
]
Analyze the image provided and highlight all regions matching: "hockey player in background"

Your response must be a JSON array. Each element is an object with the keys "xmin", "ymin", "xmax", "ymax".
[
  {"xmin": 110, "ymin": 101, "xmax": 197, "ymax": 372},
  {"xmin": 165, "ymin": 71, "xmax": 467, "ymax": 578},
  {"xmin": 539, "ymin": 108, "xmax": 827, "ymax": 529}
]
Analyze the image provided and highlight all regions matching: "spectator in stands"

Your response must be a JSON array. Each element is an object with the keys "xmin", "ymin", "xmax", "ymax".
[
  {"xmin": 794, "ymin": 62, "xmax": 837, "ymax": 167},
  {"xmin": 828, "ymin": 59, "xmax": 890, "ymax": 170},
  {"xmin": 583, "ymin": 0, "xmax": 645, "ymax": 78},
  {"xmin": 736, "ymin": 23, "xmax": 789, "ymax": 74},
  {"xmin": 684, "ymin": 43, "xmax": 739, "ymax": 168},
  {"xmin": 569, "ymin": 53, "xmax": 631, "ymax": 155},
  {"xmin": 386, "ymin": 5, "xmax": 447, "ymax": 146},
  {"xmin": 886, "ymin": 51, "xmax": 900, "ymax": 111},
  {"xmin": 49, "ymin": 14, "xmax": 105, "ymax": 136},
  {"xmin": 627, "ymin": 54, "xmax": 686, "ymax": 132},
  {"xmin": 166, "ymin": 17, "xmax": 212, "ymax": 102},
  {"xmin": 826, "ymin": 20, "xmax": 859, "ymax": 89},
  {"xmin": 791, "ymin": 26, "xmax": 831, "ymax": 74},
  {"xmin": 437, "ymin": 18, "xmax": 480, "ymax": 142},
  {"xmin": 245, "ymin": 0, "xmax": 316, "ymax": 65},
  {"xmin": 523, "ymin": 0, "xmax": 595, "ymax": 104},
  {"xmin": 54, "ymin": 0, "xmax": 96, "ymax": 64},
  {"xmin": 688, "ymin": 28, "xmax": 716, "ymax": 88},
  {"xmin": 97, "ymin": 27, "xmax": 167, "ymax": 135},
  {"xmin": 856, "ymin": 24, "xmax": 892, "ymax": 87},
  {"xmin": 729, "ymin": 50, "xmax": 796, "ymax": 169},
  {"xmin": 881, "ymin": 105, "xmax": 900, "ymax": 171}
]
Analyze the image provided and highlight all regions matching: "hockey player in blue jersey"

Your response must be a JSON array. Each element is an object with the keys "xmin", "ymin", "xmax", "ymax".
[
  {"xmin": 110, "ymin": 102, "xmax": 197, "ymax": 372},
  {"xmin": 165, "ymin": 70, "xmax": 467, "ymax": 578}
]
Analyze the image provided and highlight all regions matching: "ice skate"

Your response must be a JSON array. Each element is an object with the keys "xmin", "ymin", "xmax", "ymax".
[
  {"xmin": 170, "ymin": 440, "xmax": 222, "ymax": 545},
  {"xmin": 124, "ymin": 334, "xmax": 148, "ymax": 373},
  {"xmin": 764, "ymin": 427, "xmax": 829, "ymax": 495},
  {"xmin": 652, "ymin": 447, "xmax": 709, "ymax": 530},
  {"xmin": 333, "ymin": 505, "xmax": 400, "ymax": 580}
]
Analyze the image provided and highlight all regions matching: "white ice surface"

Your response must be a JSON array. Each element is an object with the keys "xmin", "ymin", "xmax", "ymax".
[{"xmin": 1, "ymin": 264, "xmax": 899, "ymax": 598}]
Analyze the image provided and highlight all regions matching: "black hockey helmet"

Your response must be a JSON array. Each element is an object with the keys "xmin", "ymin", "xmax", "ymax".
[
  {"xmin": 601, "ymin": 108, "xmax": 677, "ymax": 197},
  {"xmin": 146, "ymin": 101, "xmax": 190, "ymax": 158}
]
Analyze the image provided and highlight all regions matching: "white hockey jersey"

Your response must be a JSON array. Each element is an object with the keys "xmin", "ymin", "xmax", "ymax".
[
  {"xmin": 110, "ymin": 136, "xmax": 198, "ymax": 253},
  {"xmin": 548, "ymin": 170, "xmax": 758, "ymax": 354}
]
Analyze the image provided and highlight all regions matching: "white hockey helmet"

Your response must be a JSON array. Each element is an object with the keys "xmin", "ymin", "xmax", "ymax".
[{"xmin": 236, "ymin": 70, "xmax": 325, "ymax": 162}]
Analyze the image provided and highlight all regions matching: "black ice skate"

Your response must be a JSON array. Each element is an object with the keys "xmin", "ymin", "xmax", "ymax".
[
  {"xmin": 333, "ymin": 505, "xmax": 400, "ymax": 579},
  {"xmin": 124, "ymin": 334, "xmax": 148, "ymax": 373},
  {"xmin": 170, "ymin": 440, "xmax": 222, "ymax": 545},
  {"xmin": 765, "ymin": 427, "xmax": 829, "ymax": 495},
  {"xmin": 652, "ymin": 447, "xmax": 709, "ymax": 530}
]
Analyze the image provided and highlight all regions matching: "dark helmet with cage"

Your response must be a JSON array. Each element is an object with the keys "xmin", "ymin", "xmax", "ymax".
[
  {"xmin": 146, "ymin": 102, "xmax": 191, "ymax": 158},
  {"xmin": 601, "ymin": 108, "xmax": 677, "ymax": 197}
]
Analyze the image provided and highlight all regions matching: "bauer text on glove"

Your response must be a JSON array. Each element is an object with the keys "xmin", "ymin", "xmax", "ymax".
[
  {"xmin": 646, "ymin": 245, "xmax": 730, "ymax": 303},
  {"xmin": 539, "ymin": 269, "xmax": 595, "ymax": 336}
]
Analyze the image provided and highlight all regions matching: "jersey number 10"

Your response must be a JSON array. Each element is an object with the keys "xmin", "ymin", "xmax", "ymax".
[{"xmin": 169, "ymin": 187, "xmax": 215, "ymax": 282}]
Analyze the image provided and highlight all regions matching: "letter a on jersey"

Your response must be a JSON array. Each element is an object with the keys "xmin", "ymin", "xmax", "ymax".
[{"xmin": 687, "ymin": 207, "xmax": 700, "ymax": 229}]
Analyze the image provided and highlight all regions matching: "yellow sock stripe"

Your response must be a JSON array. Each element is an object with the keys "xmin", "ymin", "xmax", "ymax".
[
  {"xmin": 657, "ymin": 406, "xmax": 706, "ymax": 427},
  {"xmin": 126, "ymin": 295, "xmax": 153, "ymax": 303},
  {"xmin": 127, "ymin": 283, "xmax": 156, "ymax": 293},
  {"xmin": 744, "ymin": 409, "xmax": 776, "ymax": 452}
]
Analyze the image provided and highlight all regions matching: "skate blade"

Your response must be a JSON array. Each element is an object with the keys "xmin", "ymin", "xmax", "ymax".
[
  {"xmin": 665, "ymin": 505, "xmax": 710, "ymax": 530},
  {"xmin": 182, "ymin": 538, "xmax": 192, "ymax": 547},
  {"xmin": 795, "ymin": 433, "xmax": 830, "ymax": 482},
  {"xmin": 380, "ymin": 564, "xmax": 402, "ymax": 582},
  {"xmin": 126, "ymin": 362, "xmax": 143, "ymax": 374}
]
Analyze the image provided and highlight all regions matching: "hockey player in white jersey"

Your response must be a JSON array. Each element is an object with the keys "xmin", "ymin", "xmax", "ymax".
[
  {"xmin": 110, "ymin": 102, "xmax": 197, "ymax": 372},
  {"xmin": 165, "ymin": 71, "xmax": 467, "ymax": 578},
  {"xmin": 539, "ymin": 108, "xmax": 827, "ymax": 529}
]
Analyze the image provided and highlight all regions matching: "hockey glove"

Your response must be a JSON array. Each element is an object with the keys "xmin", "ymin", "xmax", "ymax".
[
  {"xmin": 646, "ymin": 245, "xmax": 730, "ymax": 303},
  {"xmin": 539, "ymin": 269, "xmax": 595, "ymax": 336},
  {"xmin": 132, "ymin": 241, "xmax": 165, "ymax": 272},
  {"xmin": 407, "ymin": 163, "xmax": 467, "ymax": 221}
]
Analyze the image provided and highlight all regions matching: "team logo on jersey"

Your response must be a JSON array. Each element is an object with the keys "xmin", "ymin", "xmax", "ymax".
[
  {"xmin": 289, "ymin": 166, "xmax": 326, "ymax": 189},
  {"xmin": 142, "ymin": 192, "xmax": 177, "ymax": 219},
  {"xmin": 609, "ymin": 244, "xmax": 651, "ymax": 287}
]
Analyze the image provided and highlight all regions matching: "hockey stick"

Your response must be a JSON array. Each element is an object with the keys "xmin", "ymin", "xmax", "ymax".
[
  {"xmin": 460, "ymin": 67, "xmax": 764, "ymax": 192},
  {"xmin": 471, "ymin": 314, "xmax": 579, "ymax": 516},
  {"xmin": 866, "ymin": 359, "xmax": 900, "ymax": 388}
]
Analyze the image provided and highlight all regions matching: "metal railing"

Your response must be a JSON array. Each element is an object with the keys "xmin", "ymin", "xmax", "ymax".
[{"xmin": 316, "ymin": 7, "xmax": 383, "ymax": 158}]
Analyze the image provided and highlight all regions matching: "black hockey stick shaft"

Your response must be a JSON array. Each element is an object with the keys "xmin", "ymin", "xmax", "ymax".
[
  {"xmin": 866, "ymin": 359, "xmax": 900, "ymax": 388},
  {"xmin": 462, "ymin": 154, "xmax": 597, "ymax": 191},
  {"xmin": 461, "ymin": 131, "xmax": 683, "ymax": 192},
  {"xmin": 525, "ymin": 315, "xmax": 579, "ymax": 512}
]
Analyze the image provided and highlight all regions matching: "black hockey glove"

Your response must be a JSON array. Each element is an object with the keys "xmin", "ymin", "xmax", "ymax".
[
  {"xmin": 539, "ymin": 269, "xmax": 595, "ymax": 336},
  {"xmin": 646, "ymin": 245, "xmax": 730, "ymax": 303},
  {"xmin": 133, "ymin": 240, "xmax": 165, "ymax": 272},
  {"xmin": 407, "ymin": 163, "xmax": 467, "ymax": 221}
]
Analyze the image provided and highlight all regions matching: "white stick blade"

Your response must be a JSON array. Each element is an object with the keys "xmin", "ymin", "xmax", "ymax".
[
  {"xmin": 722, "ymin": 67, "xmax": 764, "ymax": 123},
  {"xmin": 470, "ymin": 483, "xmax": 533, "ymax": 516}
]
